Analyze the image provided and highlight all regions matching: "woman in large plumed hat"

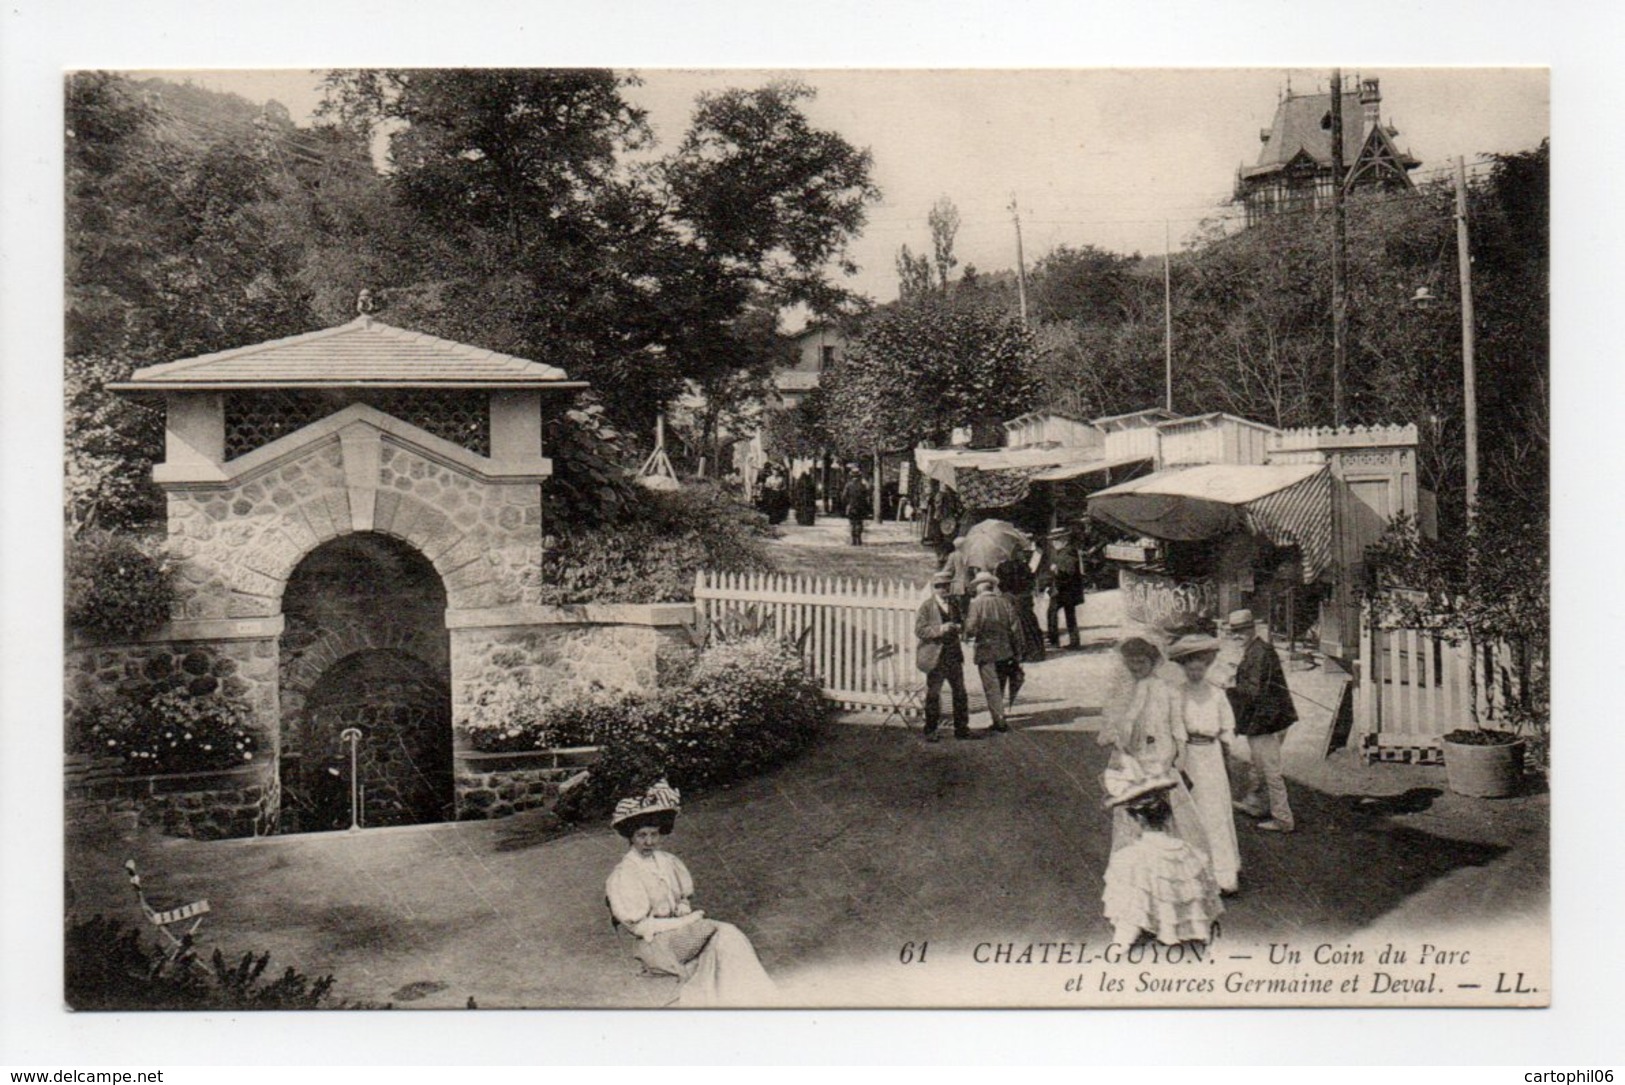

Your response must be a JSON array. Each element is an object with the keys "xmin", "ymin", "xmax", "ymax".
[
  {"xmin": 604, "ymin": 780, "xmax": 776, "ymax": 1006},
  {"xmin": 1099, "ymin": 636, "xmax": 1210, "ymax": 861}
]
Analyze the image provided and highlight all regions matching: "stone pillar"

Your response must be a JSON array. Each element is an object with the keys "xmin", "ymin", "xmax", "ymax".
[{"xmin": 163, "ymin": 392, "xmax": 225, "ymax": 470}]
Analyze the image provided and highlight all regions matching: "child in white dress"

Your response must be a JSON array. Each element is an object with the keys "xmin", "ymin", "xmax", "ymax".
[{"xmin": 1101, "ymin": 757, "xmax": 1225, "ymax": 947}]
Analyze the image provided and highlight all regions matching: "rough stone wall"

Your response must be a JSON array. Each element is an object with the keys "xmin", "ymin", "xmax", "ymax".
[
  {"xmin": 165, "ymin": 430, "xmax": 544, "ymax": 623},
  {"xmin": 453, "ymin": 763, "xmax": 571, "ymax": 820},
  {"xmin": 65, "ymin": 755, "xmax": 277, "ymax": 841},
  {"xmin": 450, "ymin": 623, "xmax": 669, "ymax": 731},
  {"xmin": 65, "ymin": 637, "xmax": 279, "ymax": 748}
]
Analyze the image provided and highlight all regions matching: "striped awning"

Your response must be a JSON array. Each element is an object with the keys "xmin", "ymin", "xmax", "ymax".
[{"xmin": 1087, "ymin": 464, "xmax": 1333, "ymax": 582}]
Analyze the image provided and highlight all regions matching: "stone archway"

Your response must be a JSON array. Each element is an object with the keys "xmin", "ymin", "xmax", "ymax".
[{"xmin": 277, "ymin": 532, "xmax": 451, "ymax": 832}]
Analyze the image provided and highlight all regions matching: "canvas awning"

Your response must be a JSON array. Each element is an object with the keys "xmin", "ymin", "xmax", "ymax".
[
  {"xmin": 1087, "ymin": 463, "xmax": 1333, "ymax": 582},
  {"xmin": 915, "ymin": 446, "xmax": 1143, "ymax": 489}
]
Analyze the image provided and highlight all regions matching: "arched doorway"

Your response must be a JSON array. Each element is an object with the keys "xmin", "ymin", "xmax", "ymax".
[
  {"xmin": 300, "ymin": 649, "xmax": 453, "ymax": 830},
  {"xmin": 278, "ymin": 533, "xmax": 451, "ymax": 832}
]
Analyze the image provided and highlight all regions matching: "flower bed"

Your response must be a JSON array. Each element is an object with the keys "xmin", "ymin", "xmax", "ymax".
[
  {"xmin": 74, "ymin": 687, "xmax": 258, "ymax": 775},
  {"xmin": 555, "ymin": 633, "xmax": 832, "ymax": 823}
]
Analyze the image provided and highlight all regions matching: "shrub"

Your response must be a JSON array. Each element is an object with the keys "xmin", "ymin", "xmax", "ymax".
[
  {"xmin": 460, "ymin": 679, "xmax": 639, "ymax": 753},
  {"xmin": 65, "ymin": 530, "xmax": 174, "ymax": 639},
  {"xmin": 557, "ymin": 634, "xmax": 831, "ymax": 822},
  {"xmin": 66, "ymin": 915, "xmax": 341, "ymax": 1010},
  {"xmin": 78, "ymin": 687, "xmax": 258, "ymax": 775},
  {"xmin": 540, "ymin": 480, "xmax": 771, "ymax": 604}
]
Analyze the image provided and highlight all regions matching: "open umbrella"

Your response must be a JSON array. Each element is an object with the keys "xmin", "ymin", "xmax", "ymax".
[{"xmin": 960, "ymin": 518, "xmax": 1030, "ymax": 571}]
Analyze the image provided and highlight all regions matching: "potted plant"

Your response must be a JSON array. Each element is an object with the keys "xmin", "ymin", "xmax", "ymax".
[{"xmin": 1366, "ymin": 508, "xmax": 1547, "ymax": 798}]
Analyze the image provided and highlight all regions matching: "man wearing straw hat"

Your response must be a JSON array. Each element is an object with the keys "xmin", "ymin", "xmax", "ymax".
[
  {"xmin": 1040, "ymin": 524, "xmax": 1085, "ymax": 650},
  {"xmin": 963, "ymin": 569, "xmax": 1019, "ymax": 733},
  {"xmin": 916, "ymin": 570, "xmax": 979, "ymax": 742},
  {"xmin": 1225, "ymin": 609, "xmax": 1298, "ymax": 833}
]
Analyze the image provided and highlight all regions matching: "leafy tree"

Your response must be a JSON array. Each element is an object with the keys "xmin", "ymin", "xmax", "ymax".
[
  {"xmin": 322, "ymin": 72, "xmax": 879, "ymax": 434},
  {"xmin": 928, "ymin": 196, "xmax": 961, "ymax": 291},
  {"xmin": 895, "ymin": 243, "xmax": 934, "ymax": 303},
  {"xmin": 759, "ymin": 387, "xmax": 832, "ymax": 462},
  {"xmin": 820, "ymin": 297, "xmax": 1041, "ymax": 454},
  {"xmin": 65, "ymin": 72, "xmax": 348, "ymax": 530},
  {"xmin": 668, "ymin": 303, "xmax": 795, "ymax": 477},
  {"xmin": 1028, "ymin": 243, "xmax": 1142, "ymax": 326}
]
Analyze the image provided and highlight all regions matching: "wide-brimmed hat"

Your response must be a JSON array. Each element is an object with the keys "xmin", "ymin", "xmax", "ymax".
[
  {"xmin": 1101, "ymin": 755, "xmax": 1177, "ymax": 809},
  {"xmin": 930, "ymin": 569, "xmax": 954, "ymax": 586},
  {"xmin": 611, "ymin": 779, "xmax": 681, "ymax": 838},
  {"xmin": 1226, "ymin": 609, "xmax": 1256, "ymax": 630},
  {"xmin": 971, "ymin": 569, "xmax": 1000, "ymax": 589},
  {"xmin": 1167, "ymin": 633, "xmax": 1221, "ymax": 660}
]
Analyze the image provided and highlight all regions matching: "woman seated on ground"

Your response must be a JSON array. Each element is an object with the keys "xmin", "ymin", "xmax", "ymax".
[
  {"xmin": 1167, "ymin": 633, "xmax": 1242, "ymax": 896},
  {"xmin": 1099, "ymin": 636, "xmax": 1210, "ymax": 861},
  {"xmin": 605, "ymin": 780, "xmax": 776, "ymax": 1007},
  {"xmin": 1101, "ymin": 756, "xmax": 1224, "ymax": 948}
]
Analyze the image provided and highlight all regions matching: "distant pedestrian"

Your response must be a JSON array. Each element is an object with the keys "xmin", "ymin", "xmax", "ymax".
[
  {"xmin": 841, "ymin": 465, "xmax": 871, "ymax": 546},
  {"xmin": 1225, "ymin": 609, "xmax": 1298, "ymax": 833},
  {"xmin": 1101, "ymin": 757, "xmax": 1224, "ymax": 948},
  {"xmin": 792, "ymin": 470, "xmax": 818, "ymax": 526},
  {"xmin": 916, "ymin": 570, "xmax": 978, "ymax": 742},
  {"xmin": 946, "ymin": 537, "xmax": 972, "ymax": 614},
  {"xmin": 760, "ymin": 466, "xmax": 790, "ymax": 525},
  {"xmin": 996, "ymin": 547, "xmax": 1046, "ymax": 668},
  {"xmin": 1040, "ymin": 526, "xmax": 1085, "ymax": 649},
  {"xmin": 963, "ymin": 569, "xmax": 1019, "ymax": 733}
]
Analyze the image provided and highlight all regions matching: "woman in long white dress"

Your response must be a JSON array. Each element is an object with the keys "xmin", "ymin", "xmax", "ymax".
[
  {"xmin": 1099, "ymin": 637, "xmax": 1210, "ymax": 861},
  {"xmin": 1167, "ymin": 635, "xmax": 1241, "ymax": 895},
  {"xmin": 604, "ymin": 780, "xmax": 776, "ymax": 1007}
]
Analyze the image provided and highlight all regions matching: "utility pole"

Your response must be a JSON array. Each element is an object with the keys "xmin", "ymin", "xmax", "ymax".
[
  {"xmin": 1009, "ymin": 195, "xmax": 1030, "ymax": 327},
  {"xmin": 1164, "ymin": 220, "xmax": 1173, "ymax": 412},
  {"xmin": 1455, "ymin": 155, "xmax": 1479, "ymax": 519},
  {"xmin": 1330, "ymin": 68, "xmax": 1348, "ymax": 428}
]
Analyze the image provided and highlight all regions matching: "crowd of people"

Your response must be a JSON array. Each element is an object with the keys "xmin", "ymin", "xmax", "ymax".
[
  {"xmin": 603, "ymin": 520, "xmax": 1301, "ymax": 1001},
  {"xmin": 914, "ymin": 522, "xmax": 1301, "ymax": 949}
]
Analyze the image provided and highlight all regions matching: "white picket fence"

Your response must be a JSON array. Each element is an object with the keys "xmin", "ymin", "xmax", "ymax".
[
  {"xmin": 1356, "ymin": 616, "xmax": 1529, "ymax": 762},
  {"xmin": 693, "ymin": 570, "xmax": 928, "ymax": 715}
]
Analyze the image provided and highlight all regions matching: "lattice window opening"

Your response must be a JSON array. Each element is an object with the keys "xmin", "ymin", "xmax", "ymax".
[{"xmin": 224, "ymin": 390, "xmax": 491, "ymax": 459}]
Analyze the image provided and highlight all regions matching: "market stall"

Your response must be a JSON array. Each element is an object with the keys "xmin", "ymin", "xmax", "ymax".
[{"xmin": 1088, "ymin": 462, "xmax": 1333, "ymax": 631}]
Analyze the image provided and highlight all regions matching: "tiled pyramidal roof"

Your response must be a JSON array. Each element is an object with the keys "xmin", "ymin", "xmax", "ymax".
[{"xmin": 116, "ymin": 317, "xmax": 581, "ymax": 389}]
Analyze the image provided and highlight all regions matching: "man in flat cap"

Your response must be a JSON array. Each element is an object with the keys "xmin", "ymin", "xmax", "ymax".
[
  {"xmin": 916, "ymin": 570, "xmax": 977, "ymax": 741},
  {"xmin": 963, "ymin": 569, "xmax": 1019, "ymax": 733},
  {"xmin": 1225, "ymin": 609, "xmax": 1298, "ymax": 832}
]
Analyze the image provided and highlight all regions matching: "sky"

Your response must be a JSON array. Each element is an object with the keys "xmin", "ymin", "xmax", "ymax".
[{"xmin": 151, "ymin": 67, "xmax": 1548, "ymax": 309}]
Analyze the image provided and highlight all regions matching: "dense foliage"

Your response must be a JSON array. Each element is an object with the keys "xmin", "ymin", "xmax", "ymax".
[
  {"xmin": 1026, "ymin": 144, "xmax": 1548, "ymax": 541},
  {"xmin": 65, "ymin": 70, "xmax": 879, "ymax": 531},
  {"xmin": 1364, "ymin": 504, "xmax": 1548, "ymax": 746},
  {"xmin": 820, "ymin": 296, "xmax": 1042, "ymax": 454},
  {"xmin": 461, "ymin": 683, "xmax": 639, "ymax": 754},
  {"xmin": 73, "ymin": 688, "xmax": 259, "ymax": 775},
  {"xmin": 65, "ymin": 530, "xmax": 174, "ymax": 639},
  {"xmin": 66, "ymin": 916, "xmax": 340, "ymax": 1010},
  {"xmin": 539, "ymin": 481, "xmax": 772, "ymax": 604},
  {"xmin": 555, "ymin": 634, "xmax": 832, "ymax": 822}
]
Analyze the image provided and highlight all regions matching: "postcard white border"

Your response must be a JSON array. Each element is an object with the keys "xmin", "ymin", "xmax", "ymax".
[{"xmin": 4, "ymin": 0, "xmax": 1618, "ymax": 1066}]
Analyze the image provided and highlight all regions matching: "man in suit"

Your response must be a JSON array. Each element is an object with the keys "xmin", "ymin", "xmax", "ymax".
[
  {"xmin": 1039, "ymin": 526, "xmax": 1085, "ymax": 649},
  {"xmin": 841, "ymin": 464, "xmax": 871, "ymax": 546},
  {"xmin": 916, "ymin": 570, "xmax": 979, "ymax": 742},
  {"xmin": 1225, "ymin": 609, "xmax": 1298, "ymax": 832},
  {"xmin": 963, "ymin": 569, "xmax": 1019, "ymax": 734}
]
